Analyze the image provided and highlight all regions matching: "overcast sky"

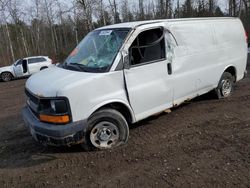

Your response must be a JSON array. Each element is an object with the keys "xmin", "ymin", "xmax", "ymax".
[
  {"xmin": 20, "ymin": 0, "xmax": 228, "ymax": 24},
  {"xmin": 23, "ymin": 0, "xmax": 228, "ymax": 12},
  {"xmin": 55, "ymin": 0, "xmax": 228, "ymax": 12}
]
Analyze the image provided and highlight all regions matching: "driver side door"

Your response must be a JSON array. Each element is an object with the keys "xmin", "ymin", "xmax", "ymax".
[
  {"xmin": 124, "ymin": 27, "xmax": 173, "ymax": 121},
  {"xmin": 13, "ymin": 59, "xmax": 24, "ymax": 77}
]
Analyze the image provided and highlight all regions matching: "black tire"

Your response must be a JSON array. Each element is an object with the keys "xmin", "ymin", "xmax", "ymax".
[
  {"xmin": 215, "ymin": 72, "xmax": 234, "ymax": 99},
  {"xmin": 1, "ymin": 72, "xmax": 12, "ymax": 82},
  {"xmin": 40, "ymin": 66, "xmax": 48, "ymax": 71},
  {"xmin": 82, "ymin": 109, "xmax": 129, "ymax": 151}
]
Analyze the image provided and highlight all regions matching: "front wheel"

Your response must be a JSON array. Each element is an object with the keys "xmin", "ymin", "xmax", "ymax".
[
  {"xmin": 215, "ymin": 72, "xmax": 234, "ymax": 99},
  {"xmin": 82, "ymin": 109, "xmax": 129, "ymax": 151},
  {"xmin": 1, "ymin": 72, "xmax": 12, "ymax": 82}
]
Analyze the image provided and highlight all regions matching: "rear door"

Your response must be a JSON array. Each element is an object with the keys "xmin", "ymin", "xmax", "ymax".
[
  {"xmin": 124, "ymin": 27, "xmax": 173, "ymax": 121},
  {"xmin": 28, "ymin": 58, "xmax": 42, "ymax": 74}
]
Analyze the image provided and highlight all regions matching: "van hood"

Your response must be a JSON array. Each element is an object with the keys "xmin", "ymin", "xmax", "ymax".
[{"xmin": 26, "ymin": 67, "xmax": 100, "ymax": 97}]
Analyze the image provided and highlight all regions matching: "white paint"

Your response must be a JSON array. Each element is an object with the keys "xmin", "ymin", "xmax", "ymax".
[
  {"xmin": 25, "ymin": 18, "xmax": 248, "ymax": 124},
  {"xmin": 0, "ymin": 56, "xmax": 53, "ymax": 79}
]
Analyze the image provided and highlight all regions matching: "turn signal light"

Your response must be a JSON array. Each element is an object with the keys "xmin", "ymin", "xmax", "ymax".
[{"xmin": 39, "ymin": 114, "xmax": 70, "ymax": 124}]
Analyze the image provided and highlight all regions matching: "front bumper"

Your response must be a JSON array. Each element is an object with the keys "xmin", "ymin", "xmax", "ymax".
[{"xmin": 22, "ymin": 106, "xmax": 88, "ymax": 146}]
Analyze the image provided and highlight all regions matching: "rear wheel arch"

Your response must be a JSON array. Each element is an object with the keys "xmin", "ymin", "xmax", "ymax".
[{"xmin": 224, "ymin": 66, "xmax": 237, "ymax": 82}]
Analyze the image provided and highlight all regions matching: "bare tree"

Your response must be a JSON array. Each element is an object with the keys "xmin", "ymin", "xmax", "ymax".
[
  {"xmin": 138, "ymin": 0, "xmax": 145, "ymax": 20},
  {"xmin": 76, "ymin": 0, "xmax": 95, "ymax": 31},
  {"xmin": 0, "ymin": 0, "xmax": 15, "ymax": 62},
  {"xmin": 229, "ymin": 0, "xmax": 238, "ymax": 16},
  {"xmin": 100, "ymin": 0, "xmax": 106, "ymax": 25},
  {"xmin": 44, "ymin": 0, "xmax": 58, "ymax": 56},
  {"xmin": 120, "ymin": 0, "xmax": 134, "ymax": 22},
  {"xmin": 208, "ymin": 0, "xmax": 216, "ymax": 15},
  {"xmin": 108, "ymin": 0, "xmax": 121, "ymax": 23},
  {"xmin": 181, "ymin": 0, "xmax": 194, "ymax": 17},
  {"xmin": 8, "ymin": 0, "xmax": 29, "ymax": 56},
  {"xmin": 0, "ymin": 0, "xmax": 247, "ymax": 67}
]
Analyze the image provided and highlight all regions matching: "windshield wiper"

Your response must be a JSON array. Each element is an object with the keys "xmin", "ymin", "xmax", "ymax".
[
  {"xmin": 64, "ymin": 63, "xmax": 90, "ymax": 72},
  {"xmin": 62, "ymin": 62, "xmax": 109, "ymax": 73}
]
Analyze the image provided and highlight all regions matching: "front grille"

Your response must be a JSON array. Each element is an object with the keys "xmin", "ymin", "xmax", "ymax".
[
  {"xmin": 29, "ymin": 106, "xmax": 39, "ymax": 118},
  {"xmin": 25, "ymin": 89, "xmax": 39, "ymax": 117}
]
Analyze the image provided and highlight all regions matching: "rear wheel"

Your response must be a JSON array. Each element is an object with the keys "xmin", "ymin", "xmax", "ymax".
[
  {"xmin": 215, "ymin": 72, "xmax": 234, "ymax": 99},
  {"xmin": 1, "ymin": 72, "xmax": 12, "ymax": 82},
  {"xmin": 82, "ymin": 109, "xmax": 129, "ymax": 151}
]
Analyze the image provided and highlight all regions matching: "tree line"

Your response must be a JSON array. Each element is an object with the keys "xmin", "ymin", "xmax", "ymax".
[{"xmin": 0, "ymin": 0, "xmax": 249, "ymax": 66}]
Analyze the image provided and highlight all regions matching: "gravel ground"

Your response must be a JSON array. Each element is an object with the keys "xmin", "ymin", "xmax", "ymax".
[{"xmin": 0, "ymin": 55, "xmax": 249, "ymax": 188}]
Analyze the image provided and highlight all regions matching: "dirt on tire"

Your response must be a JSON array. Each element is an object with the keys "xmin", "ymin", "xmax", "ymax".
[{"xmin": 0, "ymin": 56, "xmax": 250, "ymax": 188}]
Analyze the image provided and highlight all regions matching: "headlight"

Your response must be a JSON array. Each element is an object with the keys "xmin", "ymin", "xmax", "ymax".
[
  {"xmin": 50, "ymin": 99, "xmax": 68, "ymax": 114},
  {"xmin": 38, "ymin": 98, "xmax": 71, "ymax": 124}
]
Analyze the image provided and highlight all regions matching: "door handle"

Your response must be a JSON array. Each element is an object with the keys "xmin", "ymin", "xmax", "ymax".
[{"xmin": 167, "ymin": 63, "xmax": 172, "ymax": 75}]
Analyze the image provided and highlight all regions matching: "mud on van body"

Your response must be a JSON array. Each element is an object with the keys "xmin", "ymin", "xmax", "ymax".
[{"xmin": 22, "ymin": 18, "xmax": 248, "ymax": 150}]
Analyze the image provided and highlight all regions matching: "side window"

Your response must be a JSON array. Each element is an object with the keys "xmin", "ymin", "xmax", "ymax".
[
  {"xmin": 28, "ymin": 58, "xmax": 46, "ymax": 64},
  {"xmin": 28, "ymin": 58, "xmax": 38, "ymax": 64},
  {"xmin": 129, "ymin": 28, "xmax": 165, "ymax": 66},
  {"xmin": 16, "ymin": 59, "xmax": 23, "ymax": 66},
  {"xmin": 39, "ymin": 57, "xmax": 47, "ymax": 62}
]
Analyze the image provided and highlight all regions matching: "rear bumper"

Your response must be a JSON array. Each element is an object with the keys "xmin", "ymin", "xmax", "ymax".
[{"xmin": 22, "ymin": 106, "xmax": 88, "ymax": 146}]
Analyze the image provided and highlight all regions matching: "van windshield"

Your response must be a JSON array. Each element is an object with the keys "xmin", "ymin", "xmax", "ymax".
[{"xmin": 63, "ymin": 29, "xmax": 130, "ymax": 73}]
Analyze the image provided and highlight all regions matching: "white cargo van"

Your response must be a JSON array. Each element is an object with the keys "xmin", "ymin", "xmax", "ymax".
[{"xmin": 22, "ymin": 18, "xmax": 248, "ymax": 150}]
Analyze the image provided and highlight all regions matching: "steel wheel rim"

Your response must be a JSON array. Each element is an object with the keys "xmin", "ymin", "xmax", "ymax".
[
  {"xmin": 90, "ymin": 121, "xmax": 120, "ymax": 149},
  {"xmin": 2, "ymin": 73, "xmax": 10, "ymax": 81},
  {"xmin": 221, "ymin": 79, "xmax": 232, "ymax": 97}
]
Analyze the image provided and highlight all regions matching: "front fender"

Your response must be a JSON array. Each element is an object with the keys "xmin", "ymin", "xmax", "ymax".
[
  {"xmin": 0, "ymin": 66, "xmax": 15, "ymax": 77},
  {"xmin": 88, "ymin": 99, "xmax": 136, "ymax": 123}
]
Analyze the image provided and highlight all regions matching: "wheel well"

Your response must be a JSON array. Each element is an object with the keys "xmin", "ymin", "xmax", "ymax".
[
  {"xmin": 95, "ymin": 102, "xmax": 133, "ymax": 124},
  {"xmin": 224, "ymin": 66, "xmax": 236, "ymax": 81},
  {"xmin": 40, "ymin": 66, "xmax": 48, "ymax": 70}
]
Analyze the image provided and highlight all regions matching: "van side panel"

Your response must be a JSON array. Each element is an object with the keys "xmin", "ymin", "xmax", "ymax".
[
  {"xmin": 170, "ymin": 21, "xmax": 220, "ymax": 104},
  {"xmin": 168, "ymin": 18, "xmax": 247, "ymax": 105},
  {"xmin": 213, "ymin": 19, "xmax": 248, "ymax": 81}
]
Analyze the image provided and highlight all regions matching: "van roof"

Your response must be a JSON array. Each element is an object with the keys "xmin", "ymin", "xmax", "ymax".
[
  {"xmin": 97, "ymin": 17, "xmax": 238, "ymax": 30},
  {"xmin": 28, "ymin": 56, "xmax": 48, "ymax": 58}
]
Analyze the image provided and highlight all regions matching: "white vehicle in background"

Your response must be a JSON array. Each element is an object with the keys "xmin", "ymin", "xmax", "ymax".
[
  {"xmin": 22, "ymin": 18, "xmax": 248, "ymax": 150},
  {"xmin": 0, "ymin": 56, "xmax": 53, "ymax": 82}
]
